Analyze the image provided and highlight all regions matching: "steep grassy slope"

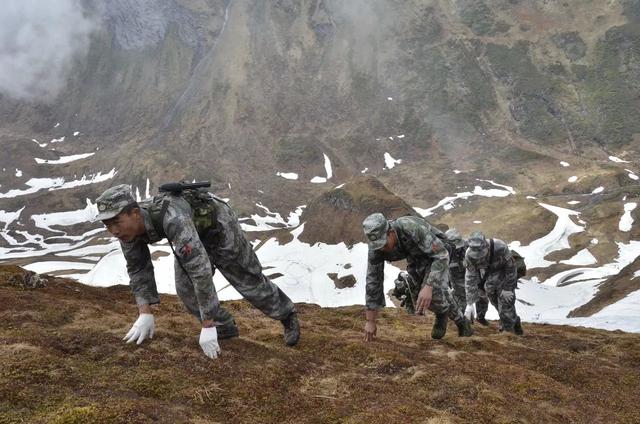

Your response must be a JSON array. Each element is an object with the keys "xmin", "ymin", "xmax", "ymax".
[{"xmin": 2, "ymin": 265, "xmax": 639, "ymax": 423}]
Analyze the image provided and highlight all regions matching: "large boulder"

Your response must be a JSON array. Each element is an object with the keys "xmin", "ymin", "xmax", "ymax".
[{"xmin": 298, "ymin": 175, "xmax": 416, "ymax": 246}]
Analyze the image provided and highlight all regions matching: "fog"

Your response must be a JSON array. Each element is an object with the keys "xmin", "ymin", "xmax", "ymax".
[{"xmin": 0, "ymin": 0, "xmax": 95, "ymax": 102}]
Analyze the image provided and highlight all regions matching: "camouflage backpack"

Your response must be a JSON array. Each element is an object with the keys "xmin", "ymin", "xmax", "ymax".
[
  {"xmin": 144, "ymin": 182, "xmax": 219, "ymax": 236},
  {"xmin": 511, "ymin": 249, "xmax": 527, "ymax": 279}
]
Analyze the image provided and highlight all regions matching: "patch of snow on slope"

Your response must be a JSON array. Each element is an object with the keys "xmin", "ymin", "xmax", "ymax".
[
  {"xmin": 0, "ymin": 207, "xmax": 24, "ymax": 229},
  {"xmin": 323, "ymin": 154, "xmax": 333, "ymax": 179},
  {"xmin": 31, "ymin": 199, "xmax": 97, "ymax": 232},
  {"xmin": 414, "ymin": 183, "xmax": 514, "ymax": 217},
  {"xmin": 383, "ymin": 152, "xmax": 401, "ymax": 169},
  {"xmin": 277, "ymin": 172, "xmax": 298, "ymax": 180},
  {"xmin": 509, "ymin": 203, "xmax": 583, "ymax": 269},
  {"xmin": 560, "ymin": 248, "xmax": 597, "ymax": 266},
  {"xmin": 619, "ymin": 202, "xmax": 637, "ymax": 232},
  {"xmin": 609, "ymin": 156, "xmax": 629, "ymax": 163},
  {"xmin": 35, "ymin": 153, "xmax": 94, "ymax": 164},
  {"xmin": 0, "ymin": 169, "xmax": 117, "ymax": 198}
]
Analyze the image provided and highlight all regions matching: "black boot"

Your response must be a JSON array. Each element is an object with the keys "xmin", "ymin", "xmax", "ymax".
[
  {"xmin": 281, "ymin": 312, "xmax": 300, "ymax": 346},
  {"xmin": 476, "ymin": 316, "xmax": 489, "ymax": 326},
  {"xmin": 456, "ymin": 317, "xmax": 474, "ymax": 337},
  {"xmin": 216, "ymin": 319, "xmax": 239, "ymax": 340},
  {"xmin": 514, "ymin": 316, "xmax": 524, "ymax": 336},
  {"xmin": 431, "ymin": 313, "xmax": 448, "ymax": 339}
]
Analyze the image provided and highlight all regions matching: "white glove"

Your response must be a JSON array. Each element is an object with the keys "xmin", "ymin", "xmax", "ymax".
[
  {"xmin": 123, "ymin": 313, "xmax": 155, "ymax": 345},
  {"xmin": 199, "ymin": 327, "xmax": 221, "ymax": 359},
  {"xmin": 464, "ymin": 304, "xmax": 476, "ymax": 322},
  {"xmin": 500, "ymin": 290, "xmax": 515, "ymax": 303}
]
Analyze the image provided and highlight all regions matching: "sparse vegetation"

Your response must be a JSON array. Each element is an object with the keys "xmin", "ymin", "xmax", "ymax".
[{"xmin": 1, "ymin": 265, "xmax": 640, "ymax": 423}]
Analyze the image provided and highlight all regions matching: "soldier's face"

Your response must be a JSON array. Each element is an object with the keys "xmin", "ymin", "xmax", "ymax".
[
  {"xmin": 381, "ymin": 229, "xmax": 397, "ymax": 252},
  {"xmin": 103, "ymin": 209, "xmax": 145, "ymax": 242}
]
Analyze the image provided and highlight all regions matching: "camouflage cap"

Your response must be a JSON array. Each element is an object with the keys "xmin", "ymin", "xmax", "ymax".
[
  {"xmin": 94, "ymin": 184, "xmax": 136, "ymax": 221},
  {"xmin": 467, "ymin": 231, "xmax": 488, "ymax": 261},
  {"xmin": 362, "ymin": 213, "xmax": 389, "ymax": 250},
  {"xmin": 445, "ymin": 228, "xmax": 465, "ymax": 249}
]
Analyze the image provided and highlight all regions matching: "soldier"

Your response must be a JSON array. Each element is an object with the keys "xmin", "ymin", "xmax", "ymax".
[
  {"xmin": 94, "ymin": 184, "xmax": 300, "ymax": 359},
  {"xmin": 444, "ymin": 229, "xmax": 490, "ymax": 326},
  {"xmin": 464, "ymin": 231, "xmax": 523, "ymax": 335},
  {"xmin": 362, "ymin": 213, "xmax": 473, "ymax": 341}
]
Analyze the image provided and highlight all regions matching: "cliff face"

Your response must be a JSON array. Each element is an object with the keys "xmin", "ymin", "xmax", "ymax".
[{"xmin": 1, "ymin": 0, "xmax": 640, "ymax": 214}]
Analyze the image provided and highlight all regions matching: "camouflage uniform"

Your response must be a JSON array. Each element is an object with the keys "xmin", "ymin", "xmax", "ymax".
[
  {"xmin": 445, "ymin": 229, "xmax": 490, "ymax": 320},
  {"xmin": 465, "ymin": 232, "xmax": 521, "ymax": 332},
  {"xmin": 116, "ymin": 192, "xmax": 296, "ymax": 326},
  {"xmin": 365, "ymin": 216, "xmax": 465, "ymax": 323}
]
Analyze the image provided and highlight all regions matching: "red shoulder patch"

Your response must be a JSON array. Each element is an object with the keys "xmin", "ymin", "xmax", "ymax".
[{"xmin": 179, "ymin": 243, "xmax": 193, "ymax": 257}]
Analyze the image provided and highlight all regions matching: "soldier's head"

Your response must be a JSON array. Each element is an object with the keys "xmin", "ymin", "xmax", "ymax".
[
  {"xmin": 467, "ymin": 231, "xmax": 489, "ymax": 262},
  {"xmin": 363, "ymin": 213, "xmax": 397, "ymax": 252},
  {"xmin": 94, "ymin": 184, "xmax": 145, "ymax": 242},
  {"xmin": 445, "ymin": 228, "xmax": 465, "ymax": 249}
]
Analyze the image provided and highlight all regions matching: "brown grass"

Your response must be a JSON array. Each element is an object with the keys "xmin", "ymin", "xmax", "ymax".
[{"xmin": 1, "ymin": 265, "xmax": 639, "ymax": 423}]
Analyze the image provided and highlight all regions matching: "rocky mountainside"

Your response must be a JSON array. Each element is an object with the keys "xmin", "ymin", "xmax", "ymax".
[
  {"xmin": 1, "ymin": 0, "xmax": 640, "ymax": 215},
  {"xmin": 0, "ymin": 1, "xmax": 639, "ymax": 338},
  {"xmin": 2, "ymin": 265, "xmax": 639, "ymax": 424}
]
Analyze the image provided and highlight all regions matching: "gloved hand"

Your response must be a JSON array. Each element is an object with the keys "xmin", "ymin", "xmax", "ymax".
[
  {"xmin": 464, "ymin": 304, "xmax": 476, "ymax": 322},
  {"xmin": 123, "ymin": 313, "xmax": 155, "ymax": 345},
  {"xmin": 500, "ymin": 290, "xmax": 515, "ymax": 303},
  {"xmin": 199, "ymin": 327, "xmax": 221, "ymax": 359}
]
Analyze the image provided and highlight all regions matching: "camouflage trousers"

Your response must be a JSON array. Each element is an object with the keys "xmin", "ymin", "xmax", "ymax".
[
  {"xmin": 450, "ymin": 274, "xmax": 489, "ymax": 319},
  {"xmin": 475, "ymin": 289, "xmax": 489, "ymax": 319},
  {"xmin": 484, "ymin": 278, "xmax": 519, "ymax": 331},
  {"xmin": 175, "ymin": 210, "xmax": 295, "ymax": 325},
  {"xmin": 409, "ymin": 267, "xmax": 464, "ymax": 323}
]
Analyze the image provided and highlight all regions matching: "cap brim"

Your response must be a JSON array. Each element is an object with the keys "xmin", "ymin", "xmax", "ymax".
[
  {"xmin": 467, "ymin": 247, "xmax": 487, "ymax": 260},
  {"xmin": 93, "ymin": 209, "xmax": 121, "ymax": 222},
  {"xmin": 454, "ymin": 240, "xmax": 465, "ymax": 249},
  {"xmin": 368, "ymin": 235, "xmax": 388, "ymax": 250}
]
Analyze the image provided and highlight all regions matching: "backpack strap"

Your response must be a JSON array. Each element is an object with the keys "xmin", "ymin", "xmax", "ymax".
[
  {"xmin": 477, "ymin": 239, "xmax": 494, "ymax": 290},
  {"xmin": 160, "ymin": 198, "xmax": 196, "ymax": 288}
]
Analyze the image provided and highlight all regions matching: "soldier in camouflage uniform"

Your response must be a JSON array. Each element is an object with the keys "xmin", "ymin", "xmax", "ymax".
[
  {"xmin": 445, "ymin": 229, "xmax": 490, "ymax": 326},
  {"xmin": 464, "ymin": 231, "xmax": 523, "ymax": 335},
  {"xmin": 362, "ymin": 213, "xmax": 473, "ymax": 341},
  {"xmin": 94, "ymin": 184, "xmax": 300, "ymax": 359}
]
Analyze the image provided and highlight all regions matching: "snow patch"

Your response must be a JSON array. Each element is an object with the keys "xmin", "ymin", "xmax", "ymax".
[
  {"xmin": 560, "ymin": 161, "xmax": 570, "ymax": 167},
  {"xmin": 591, "ymin": 186, "xmax": 604, "ymax": 194},
  {"xmin": 50, "ymin": 136, "xmax": 65, "ymax": 143},
  {"xmin": 568, "ymin": 176, "xmax": 578, "ymax": 183},
  {"xmin": 323, "ymin": 153, "xmax": 333, "ymax": 179},
  {"xmin": 626, "ymin": 169, "xmax": 639, "ymax": 181},
  {"xmin": 0, "ymin": 169, "xmax": 117, "ymax": 199},
  {"xmin": 35, "ymin": 152, "xmax": 95, "ymax": 164},
  {"xmin": 15, "ymin": 169, "xmax": 22, "ymax": 177},
  {"xmin": 310, "ymin": 176, "xmax": 327, "ymax": 183},
  {"xmin": 31, "ymin": 199, "xmax": 97, "ymax": 232},
  {"xmin": 559, "ymin": 248, "xmax": 597, "ymax": 266},
  {"xmin": 383, "ymin": 152, "xmax": 402, "ymax": 169},
  {"xmin": 0, "ymin": 207, "xmax": 24, "ymax": 230},
  {"xmin": 414, "ymin": 183, "xmax": 514, "ymax": 217},
  {"xmin": 619, "ymin": 202, "xmax": 637, "ymax": 232},
  {"xmin": 609, "ymin": 156, "xmax": 630, "ymax": 163},
  {"xmin": 240, "ymin": 204, "xmax": 306, "ymax": 232},
  {"xmin": 276, "ymin": 172, "xmax": 299, "ymax": 180},
  {"xmin": 509, "ymin": 203, "xmax": 583, "ymax": 269}
]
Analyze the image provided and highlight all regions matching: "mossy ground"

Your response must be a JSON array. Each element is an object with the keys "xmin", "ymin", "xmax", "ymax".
[{"xmin": 1, "ymin": 265, "xmax": 639, "ymax": 423}]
